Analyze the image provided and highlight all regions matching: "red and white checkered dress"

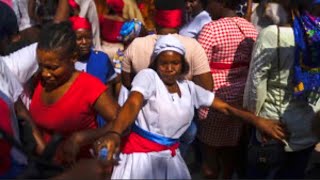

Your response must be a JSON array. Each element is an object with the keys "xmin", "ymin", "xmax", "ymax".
[{"xmin": 197, "ymin": 17, "xmax": 258, "ymax": 147}]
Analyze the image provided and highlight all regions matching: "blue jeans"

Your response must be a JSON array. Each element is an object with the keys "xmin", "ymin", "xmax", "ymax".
[{"xmin": 179, "ymin": 121, "xmax": 197, "ymax": 158}]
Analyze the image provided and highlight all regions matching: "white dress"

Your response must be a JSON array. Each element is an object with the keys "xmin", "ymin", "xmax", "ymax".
[{"xmin": 112, "ymin": 69, "xmax": 215, "ymax": 179}]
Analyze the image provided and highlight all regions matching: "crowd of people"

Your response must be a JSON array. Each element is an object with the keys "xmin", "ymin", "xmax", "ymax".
[{"xmin": 1, "ymin": 0, "xmax": 320, "ymax": 179}]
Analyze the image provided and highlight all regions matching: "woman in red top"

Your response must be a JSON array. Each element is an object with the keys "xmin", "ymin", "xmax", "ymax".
[{"xmin": 29, "ymin": 22, "xmax": 119, "ymax": 165}]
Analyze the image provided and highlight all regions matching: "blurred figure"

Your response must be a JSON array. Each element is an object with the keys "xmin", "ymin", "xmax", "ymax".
[
  {"xmin": 0, "ymin": 58, "xmax": 44, "ymax": 179},
  {"xmin": 197, "ymin": 0, "xmax": 258, "ymax": 178},
  {"xmin": 52, "ymin": 159, "xmax": 112, "ymax": 180},
  {"xmin": 249, "ymin": 0, "xmax": 288, "ymax": 32},
  {"xmin": 179, "ymin": 0, "xmax": 211, "ymax": 39},
  {"xmin": 0, "ymin": 1, "xmax": 20, "ymax": 55},
  {"xmin": 244, "ymin": 0, "xmax": 320, "ymax": 178},
  {"xmin": 97, "ymin": 0, "xmax": 145, "ymax": 58},
  {"xmin": 136, "ymin": 0, "xmax": 156, "ymax": 33}
]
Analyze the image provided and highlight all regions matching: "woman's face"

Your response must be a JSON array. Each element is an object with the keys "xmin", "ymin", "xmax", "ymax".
[
  {"xmin": 75, "ymin": 29, "xmax": 92, "ymax": 57},
  {"xmin": 37, "ymin": 49, "xmax": 76, "ymax": 91},
  {"xmin": 185, "ymin": 0, "xmax": 204, "ymax": 17},
  {"xmin": 156, "ymin": 51, "xmax": 182, "ymax": 85}
]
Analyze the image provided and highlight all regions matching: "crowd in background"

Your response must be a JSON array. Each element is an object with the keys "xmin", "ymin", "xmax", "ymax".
[{"xmin": 1, "ymin": 0, "xmax": 320, "ymax": 179}]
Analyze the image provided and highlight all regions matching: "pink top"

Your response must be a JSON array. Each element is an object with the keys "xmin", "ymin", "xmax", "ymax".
[
  {"xmin": 198, "ymin": 17, "xmax": 257, "ymax": 102},
  {"xmin": 123, "ymin": 34, "xmax": 210, "ymax": 80},
  {"xmin": 0, "ymin": 0, "xmax": 13, "ymax": 8}
]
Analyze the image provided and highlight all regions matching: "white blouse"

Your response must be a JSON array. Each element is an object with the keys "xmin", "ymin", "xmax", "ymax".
[{"xmin": 131, "ymin": 69, "xmax": 214, "ymax": 139}]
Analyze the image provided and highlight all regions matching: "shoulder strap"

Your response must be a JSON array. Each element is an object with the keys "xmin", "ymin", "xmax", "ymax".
[{"xmin": 277, "ymin": 25, "xmax": 282, "ymax": 120}]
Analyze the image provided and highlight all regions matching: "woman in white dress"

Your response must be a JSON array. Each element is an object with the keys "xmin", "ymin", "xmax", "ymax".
[{"xmin": 95, "ymin": 34, "xmax": 286, "ymax": 179}]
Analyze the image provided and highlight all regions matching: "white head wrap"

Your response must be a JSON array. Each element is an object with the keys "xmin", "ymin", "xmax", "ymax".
[{"xmin": 153, "ymin": 34, "xmax": 186, "ymax": 58}]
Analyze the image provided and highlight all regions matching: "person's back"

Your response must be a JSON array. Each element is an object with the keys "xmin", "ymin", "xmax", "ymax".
[
  {"xmin": 244, "ymin": 25, "xmax": 318, "ymax": 149},
  {"xmin": 196, "ymin": 1, "xmax": 258, "ymax": 178},
  {"xmin": 198, "ymin": 17, "xmax": 257, "ymax": 104},
  {"xmin": 243, "ymin": 0, "xmax": 320, "ymax": 177},
  {"xmin": 123, "ymin": 33, "xmax": 210, "ymax": 80}
]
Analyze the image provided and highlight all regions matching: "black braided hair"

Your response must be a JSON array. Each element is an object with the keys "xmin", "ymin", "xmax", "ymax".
[{"xmin": 37, "ymin": 21, "xmax": 77, "ymax": 59}]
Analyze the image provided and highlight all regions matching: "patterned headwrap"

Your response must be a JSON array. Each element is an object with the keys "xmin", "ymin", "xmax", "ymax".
[
  {"xmin": 119, "ymin": 19, "xmax": 142, "ymax": 43},
  {"xmin": 293, "ymin": 11, "xmax": 320, "ymax": 103},
  {"xmin": 153, "ymin": 34, "xmax": 185, "ymax": 58},
  {"xmin": 69, "ymin": 16, "xmax": 92, "ymax": 31}
]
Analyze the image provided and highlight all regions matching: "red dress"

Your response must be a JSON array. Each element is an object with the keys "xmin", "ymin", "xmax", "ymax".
[{"xmin": 30, "ymin": 72, "xmax": 107, "ymax": 158}]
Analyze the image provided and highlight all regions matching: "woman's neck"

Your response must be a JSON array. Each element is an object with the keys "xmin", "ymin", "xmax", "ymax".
[
  {"xmin": 222, "ymin": 9, "xmax": 238, "ymax": 18},
  {"xmin": 165, "ymin": 82, "xmax": 179, "ymax": 94},
  {"xmin": 79, "ymin": 53, "xmax": 90, "ymax": 62}
]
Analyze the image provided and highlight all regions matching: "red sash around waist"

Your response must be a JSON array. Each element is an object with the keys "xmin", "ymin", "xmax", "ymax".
[
  {"xmin": 210, "ymin": 61, "xmax": 249, "ymax": 70},
  {"xmin": 121, "ymin": 132, "xmax": 180, "ymax": 157}
]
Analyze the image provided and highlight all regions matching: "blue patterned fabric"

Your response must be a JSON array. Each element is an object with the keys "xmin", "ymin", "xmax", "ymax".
[
  {"xmin": 293, "ymin": 12, "xmax": 320, "ymax": 103},
  {"xmin": 119, "ymin": 19, "xmax": 142, "ymax": 43}
]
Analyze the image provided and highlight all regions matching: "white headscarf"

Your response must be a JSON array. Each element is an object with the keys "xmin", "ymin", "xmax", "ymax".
[{"xmin": 153, "ymin": 34, "xmax": 186, "ymax": 58}]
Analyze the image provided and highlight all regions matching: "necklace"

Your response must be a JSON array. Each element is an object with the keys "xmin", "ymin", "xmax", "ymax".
[
  {"xmin": 171, "ymin": 94, "xmax": 175, "ymax": 101},
  {"xmin": 166, "ymin": 83, "xmax": 179, "ymax": 93},
  {"xmin": 166, "ymin": 83, "xmax": 180, "ymax": 102}
]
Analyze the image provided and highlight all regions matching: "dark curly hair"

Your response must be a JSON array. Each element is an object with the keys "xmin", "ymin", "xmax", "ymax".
[
  {"xmin": 207, "ymin": 0, "xmax": 243, "ymax": 10},
  {"xmin": 149, "ymin": 51, "xmax": 190, "ymax": 80},
  {"xmin": 37, "ymin": 21, "xmax": 77, "ymax": 59}
]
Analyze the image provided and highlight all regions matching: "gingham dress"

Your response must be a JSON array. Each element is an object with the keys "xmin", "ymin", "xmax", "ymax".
[{"xmin": 197, "ymin": 17, "xmax": 257, "ymax": 147}]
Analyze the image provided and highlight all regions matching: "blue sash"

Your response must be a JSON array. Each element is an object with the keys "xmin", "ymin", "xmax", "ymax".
[{"xmin": 132, "ymin": 124, "xmax": 179, "ymax": 146}]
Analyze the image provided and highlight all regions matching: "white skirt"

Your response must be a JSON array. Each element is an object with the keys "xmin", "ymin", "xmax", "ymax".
[{"xmin": 111, "ymin": 149, "xmax": 191, "ymax": 179}]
